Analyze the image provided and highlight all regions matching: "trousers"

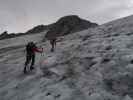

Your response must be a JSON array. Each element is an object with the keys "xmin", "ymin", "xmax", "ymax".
[{"xmin": 25, "ymin": 54, "xmax": 35, "ymax": 67}]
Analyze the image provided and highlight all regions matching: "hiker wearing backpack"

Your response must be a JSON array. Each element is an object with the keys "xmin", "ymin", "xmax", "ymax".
[
  {"xmin": 24, "ymin": 42, "xmax": 43, "ymax": 74},
  {"xmin": 50, "ymin": 38, "xmax": 56, "ymax": 52}
]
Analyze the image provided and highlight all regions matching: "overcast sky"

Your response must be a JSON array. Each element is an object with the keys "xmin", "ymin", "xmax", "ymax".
[{"xmin": 0, "ymin": 0, "xmax": 133, "ymax": 33}]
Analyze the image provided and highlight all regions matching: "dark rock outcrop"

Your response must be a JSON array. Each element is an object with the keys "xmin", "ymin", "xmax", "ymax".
[
  {"xmin": 25, "ymin": 25, "xmax": 50, "ymax": 34},
  {"xmin": 45, "ymin": 15, "xmax": 98, "ymax": 39},
  {"xmin": 0, "ymin": 31, "xmax": 16, "ymax": 40},
  {"xmin": 0, "ymin": 31, "xmax": 26, "ymax": 40}
]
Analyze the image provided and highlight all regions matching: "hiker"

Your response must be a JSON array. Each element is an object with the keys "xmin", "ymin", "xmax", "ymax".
[
  {"xmin": 24, "ymin": 42, "xmax": 43, "ymax": 73},
  {"xmin": 50, "ymin": 38, "xmax": 56, "ymax": 52}
]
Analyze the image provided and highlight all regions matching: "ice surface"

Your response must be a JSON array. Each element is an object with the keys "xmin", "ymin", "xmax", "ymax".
[{"xmin": 1, "ymin": 15, "xmax": 133, "ymax": 100}]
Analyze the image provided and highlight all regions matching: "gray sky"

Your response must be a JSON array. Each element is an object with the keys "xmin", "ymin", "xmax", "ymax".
[{"xmin": 0, "ymin": 0, "xmax": 133, "ymax": 33}]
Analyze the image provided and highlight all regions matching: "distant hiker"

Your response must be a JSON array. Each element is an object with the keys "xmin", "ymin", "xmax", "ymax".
[
  {"xmin": 24, "ymin": 42, "xmax": 43, "ymax": 74},
  {"xmin": 50, "ymin": 38, "xmax": 56, "ymax": 52}
]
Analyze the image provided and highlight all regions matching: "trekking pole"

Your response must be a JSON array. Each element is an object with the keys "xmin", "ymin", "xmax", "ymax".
[
  {"xmin": 37, "ymin": 49, "xmax": 44, "ymax": 75},
  {"xmin": 39, "ymin": 47, "xmax": 43, "ymax": 67}
]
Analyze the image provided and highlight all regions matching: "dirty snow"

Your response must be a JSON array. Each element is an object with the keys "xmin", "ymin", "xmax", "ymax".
[{"xmin": 1, "ymin": 15, "xmax": 133, "ymax": 100}]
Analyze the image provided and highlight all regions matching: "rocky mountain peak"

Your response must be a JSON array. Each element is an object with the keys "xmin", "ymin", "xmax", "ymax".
[{"xmin": 45, "ymin": 15, "xmax": 98, "ymax": 39}]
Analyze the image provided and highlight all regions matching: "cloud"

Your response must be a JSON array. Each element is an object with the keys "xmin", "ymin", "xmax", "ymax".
[
  {"xmin": 85, "ymin": 0, "xmax": 133, "ymax": 23},
  {"xmin": 0, "ymin": 0, "xmax": 133, "ymax": 33}
]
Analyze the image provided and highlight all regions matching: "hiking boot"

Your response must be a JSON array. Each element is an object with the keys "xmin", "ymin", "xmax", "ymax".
[
  {"xmin": 51, "ymin": 48, "xmax": 54, "ymax": 52},
  {"xmin": 24, "ymin": 70, "xmax": 27, "ymax": 74},
  {"xmin": 30, "ymin": 66, "xmax": 34, "ymax": 70},
  {"xmin": 23, "ymin": 66, "xmax": 27, "ymax": 74}
]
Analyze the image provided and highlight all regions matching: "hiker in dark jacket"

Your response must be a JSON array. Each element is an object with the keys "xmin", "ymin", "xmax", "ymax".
[
  {"xmin": 24, "ymin": 42, "xmax": 43, "ymax": 73},
  {"xmin": 50, "ymin": 38, "xmax": 56, "ymax": 52}
]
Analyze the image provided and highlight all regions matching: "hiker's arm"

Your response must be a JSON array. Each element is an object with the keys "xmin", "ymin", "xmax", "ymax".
[{"xmin": 32, "ymin": 47, "xmax": 43, "ymax": 53}]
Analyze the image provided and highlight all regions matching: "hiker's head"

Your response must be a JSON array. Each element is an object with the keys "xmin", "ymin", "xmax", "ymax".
[
  {"xmin": 27, "ymin": 41, "xmax": 35, "ymax": 46},
  {"xmin": 49, "ymin": 37, "xmax": 56, "ymax": 41},
  {"xmin": 29, "ymin": 41, "xmax": 34, "ymax": 44}
]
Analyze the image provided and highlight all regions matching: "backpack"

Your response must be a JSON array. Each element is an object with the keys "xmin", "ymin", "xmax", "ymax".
[{"xmin": 26, "ymin": 42, "xmax": 36, "ymax": 54}]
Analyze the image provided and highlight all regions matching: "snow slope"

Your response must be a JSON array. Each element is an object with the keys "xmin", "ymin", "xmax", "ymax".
[
  {"xmin": 1, "ymin": 15, "xmax": 133, "ymax": 100},
  {"xmin": 0, "ymin": 31, "xmax": 46, "ymax": 49}
]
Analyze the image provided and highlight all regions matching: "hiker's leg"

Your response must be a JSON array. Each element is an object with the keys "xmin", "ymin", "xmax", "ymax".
[
  {"xmin": 54, "ymin": 41, "xmax": 56, "ymax": 50},
  {"xmin": 51, "ymin": 44, "xmax": 54, "ymax": 52},
  {"xmin": 55, "ymin": 41, "xmax": 56, "ymax": 46},
  {"xmin": 53, "ymin": 43, "xmax": 55, "ymax": 51},
  {"xmin": 50, "ymin": 42, "xmax": 54, "ymax": 52},
  {"xmin": 24, "ymin": 55, "xmax": 31, "ymax": 73},
  {"xmin": 50, "ymin": 41, "xmax": 53, "ymax": 52},
  {"xmin": 30, "ymin": 55, "xmax": 35, "ymax": 70},
  {"xmin": 25, "ymin": 55, "xmax": 31, "ymax": 66}
]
